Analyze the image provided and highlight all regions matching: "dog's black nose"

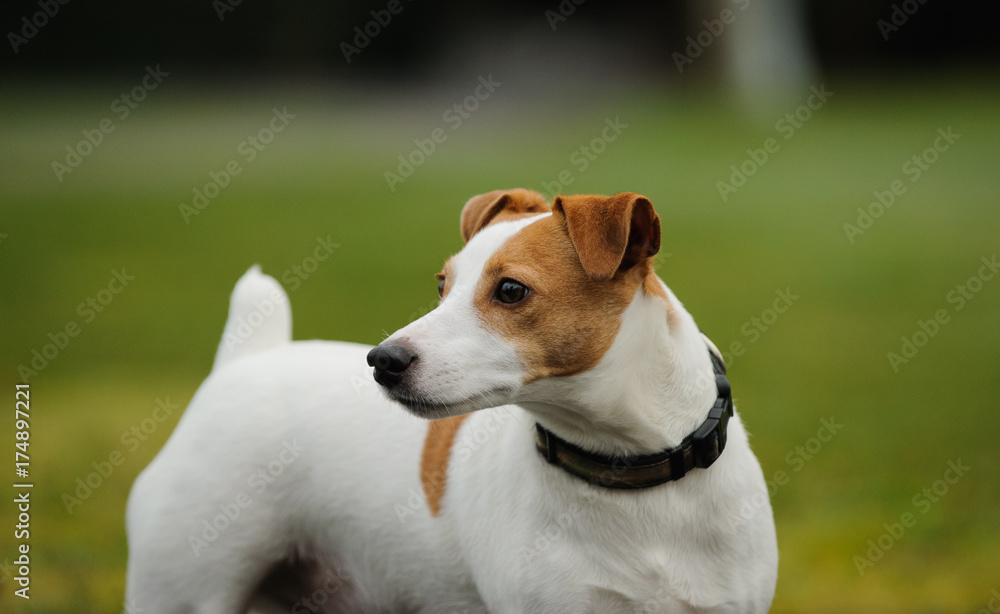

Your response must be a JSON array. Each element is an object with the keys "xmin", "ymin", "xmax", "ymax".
[{"xmin": 366, "ymin": 344, "xmax": 417, "ymax": 387}]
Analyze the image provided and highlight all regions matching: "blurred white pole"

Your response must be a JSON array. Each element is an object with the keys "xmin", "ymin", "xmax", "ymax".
[{"xmin": 722, "ymin": 0, "xmax": 819, "ymax": 113}]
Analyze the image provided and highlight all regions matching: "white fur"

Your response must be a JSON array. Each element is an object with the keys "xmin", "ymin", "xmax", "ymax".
[
  {"xmin": 213, "ymin": 265, "xmax": 292, "ymax": 371},
  {"xmin": 126, "ymin": 221, "xmax": 778, "ymax": 613},
  {"xmin": 379, "ymin": 214, "xmax": 550, "ymax": 416}
]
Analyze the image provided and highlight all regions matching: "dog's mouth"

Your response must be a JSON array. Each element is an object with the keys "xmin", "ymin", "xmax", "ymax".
[{"xmin": 383, "ymin": 386, "xmax": 515, "ymax": 419}]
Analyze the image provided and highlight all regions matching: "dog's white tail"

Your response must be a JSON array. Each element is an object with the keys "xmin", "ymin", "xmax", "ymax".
[{"xmin": 213, "ymin": 265, "xmax": 292, "ymax": 371}]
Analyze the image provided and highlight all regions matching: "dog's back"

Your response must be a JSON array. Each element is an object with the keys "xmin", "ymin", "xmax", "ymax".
[{"xmin": 125, "ymin": 268, "xmax": 486, "ymax": 612}]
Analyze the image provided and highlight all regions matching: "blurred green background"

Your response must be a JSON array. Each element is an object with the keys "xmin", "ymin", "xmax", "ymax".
[{"xmin": 2, "ymin": 1, "xmax": 1000, "ymax": 612}]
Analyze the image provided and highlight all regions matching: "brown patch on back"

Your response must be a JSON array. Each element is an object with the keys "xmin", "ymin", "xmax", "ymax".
[{"xmin": 421, "ymin": 414, "xmax": 469, "ymax": 517}]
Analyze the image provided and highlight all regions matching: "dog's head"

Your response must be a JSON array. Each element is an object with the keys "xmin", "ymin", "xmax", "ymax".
[{"xmin": 367, "ymin": 188, "xmax": 675, "ymax": 419}]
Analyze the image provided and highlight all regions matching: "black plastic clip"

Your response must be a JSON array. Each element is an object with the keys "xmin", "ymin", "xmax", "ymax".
[
  {"xmin": 692, "ymin": 372, "xmax": 733, "ymax": 469},
  {"xmin": 535, "ymin": 423, "xmax": 557, "ymax": 464}
]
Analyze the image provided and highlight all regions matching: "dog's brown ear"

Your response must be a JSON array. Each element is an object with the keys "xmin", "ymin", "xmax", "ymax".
[
  {"xmin": 552, "ymin": 192, "xmax": 660, "ymax": 280},
  {"xmin": 460, "ymin": 189, "xmax": 550, "ymax": 242}
]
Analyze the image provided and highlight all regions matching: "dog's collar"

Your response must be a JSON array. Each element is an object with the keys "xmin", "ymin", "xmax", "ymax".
[{"xmin": 534, "ymin": 350, "xmax": 733, "ymax": 489}]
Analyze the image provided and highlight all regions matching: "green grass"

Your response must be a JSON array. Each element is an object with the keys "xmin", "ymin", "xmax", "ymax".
[{"xmin": 1, "ymin": 75, "xmax": 999, "ymax": 613}]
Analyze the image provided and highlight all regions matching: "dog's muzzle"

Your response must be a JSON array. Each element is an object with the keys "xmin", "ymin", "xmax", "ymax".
[{"xmin": 367, "ymin": 344, "xmax": 417, "ymax": 387}]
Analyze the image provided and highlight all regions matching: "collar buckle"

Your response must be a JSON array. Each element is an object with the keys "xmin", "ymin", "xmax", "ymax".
[
  {"xmin": 535, "ymin": 423, "xmax": 557, "ymax": 464},
  {"xmin": 691, "ymin": 373, "xmax": 733, "ymax": 469}
]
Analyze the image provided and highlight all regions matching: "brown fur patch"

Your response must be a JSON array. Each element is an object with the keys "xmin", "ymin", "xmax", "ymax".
[
  {"xmin": 552, "ymin": 193, "xmax": 660, "ymax": 280},
  {"xmin": 473, "ymin": 211, "xmax": 657, "ymax": 382},
  {"xmin": 643, "ymin": 272, "xmax": 670, "ymax": 302},
  {"xmin": 460, "ymin": 189, "xmax": 551, "ymax": 242},
  {"xmin": 421, "ymin": 414, "xmax": 469, "ymax": 517}
]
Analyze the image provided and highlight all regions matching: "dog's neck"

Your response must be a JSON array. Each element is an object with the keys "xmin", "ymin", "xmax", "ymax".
[{"xmin": 518, "ymin": 284, "xmax": 718, "ymax": 458}]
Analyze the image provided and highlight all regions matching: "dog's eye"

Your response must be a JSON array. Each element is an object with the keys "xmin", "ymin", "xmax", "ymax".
[
  {"xmin": 496, "ymin": 279, "xmax": 529, "ymax": 304},
  {"xmin": 436, "ymin": 277, "xmax": 445, "ymax": 298}
]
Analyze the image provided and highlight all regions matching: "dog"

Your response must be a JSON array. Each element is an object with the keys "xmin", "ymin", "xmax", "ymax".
[{"xmin": 126, "ymin": 189, "xmax": 778, "ymax": 613}]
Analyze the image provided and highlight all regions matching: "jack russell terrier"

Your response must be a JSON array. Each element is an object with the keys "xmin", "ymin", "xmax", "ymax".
[{"xmin": 126, "ymin": 189, "xmax": 778, "ymax": 613}]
